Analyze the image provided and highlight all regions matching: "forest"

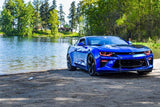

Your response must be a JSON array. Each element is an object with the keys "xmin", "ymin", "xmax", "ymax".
[{"xmin": 0, "ymin": 0, "xmax": 160, "ymax": 42}]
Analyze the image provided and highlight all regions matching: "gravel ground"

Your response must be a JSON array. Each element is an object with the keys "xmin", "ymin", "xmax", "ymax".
[{"xmin": 0, "ymin": 59, "xmax": 160, "ymax": 107}]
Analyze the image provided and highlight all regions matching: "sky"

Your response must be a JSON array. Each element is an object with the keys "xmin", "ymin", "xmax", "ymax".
[{"xmin": 0, "ymin": 0, "xmax": 80, "ymax": 23}]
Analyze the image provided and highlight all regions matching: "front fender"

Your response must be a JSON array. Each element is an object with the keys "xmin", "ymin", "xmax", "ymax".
[{"xmin": 86, "ymin": 48, "xmax": 101, "ymax": 71}]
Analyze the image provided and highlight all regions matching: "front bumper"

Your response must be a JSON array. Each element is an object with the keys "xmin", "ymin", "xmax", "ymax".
[{"xmin": 96, "ymin": 54, "xmax": 153, "ymax": 73}]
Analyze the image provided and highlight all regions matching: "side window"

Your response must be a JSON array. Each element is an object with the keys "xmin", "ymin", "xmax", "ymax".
[{"xmin": 79, "ymin": 39, "xmax": 86, "ymax": 45}]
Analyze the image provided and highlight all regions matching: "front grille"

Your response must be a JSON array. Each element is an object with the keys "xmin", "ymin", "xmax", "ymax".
[{"xmin": 113, "ymin": 59, "xmax": 147, "ymax": 68}]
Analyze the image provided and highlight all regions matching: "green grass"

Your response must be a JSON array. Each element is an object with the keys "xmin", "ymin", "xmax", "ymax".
[
  {"xmin": 0, "ymin": 31, "xmax": 4, "ymax": 35},
  {"xmin": 32, "ymin": 30, "xmax": 80, "ymax": 38},
  {"xmin": 32, "ymin": 30, "xmax": 52, "ymax": 37},
  {"xmin": 58, "ymin": 32, "xmax": 80, "ymax": 37},
  {"xmin": 0, "ymin": 29, "xmax": 81, "ymax": 37},
  {"xmin": 133, "ymin": 42, "xmax": 160, "ymax": 49}
]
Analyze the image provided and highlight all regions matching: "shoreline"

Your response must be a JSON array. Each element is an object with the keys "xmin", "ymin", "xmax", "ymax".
[{"xmin": 0, "ymin": 59, "xmax": 159, "ymax": 76}]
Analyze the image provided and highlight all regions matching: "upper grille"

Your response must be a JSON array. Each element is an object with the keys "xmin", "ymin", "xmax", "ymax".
[{"xmin": 115, "ymin": 52, "xmax": 144, "ymax": 55}]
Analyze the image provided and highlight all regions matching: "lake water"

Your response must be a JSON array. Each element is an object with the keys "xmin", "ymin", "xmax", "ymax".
[
  {"xmin": 0, "ymin": 36, "xmax": 159, "ymax": 75},
  {"xmin": 0, "ymin": 36, "xmax": 78, "ymax": 75}
]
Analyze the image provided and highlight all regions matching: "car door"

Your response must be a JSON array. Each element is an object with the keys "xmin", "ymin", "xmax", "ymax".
[{"xmin": 76, "ymin": 38, "xmax": 89, "ymax": 67}]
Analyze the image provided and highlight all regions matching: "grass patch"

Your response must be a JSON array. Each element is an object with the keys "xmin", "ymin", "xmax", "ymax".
[
  {"xmin": 0, "ymin": 31, "xmax": 4, "ymax": 35},
  {"xmin": 32, "ymin": 30, "xmax": 52, "ymax": 37},
  {"xmin": 133, "ymin": 42, "xmax": 160, "ymax": 49},
  {"xmin": 58, "ymin": 32, "xmax": 80, "ymax": 37},
  {"xmin": 32, "ymin": 30, "xmax": 81, "ymax": 38}
]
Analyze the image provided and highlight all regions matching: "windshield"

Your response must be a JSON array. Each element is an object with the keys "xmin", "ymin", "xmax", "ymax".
[{"xmin": 87, "ymin": 36, "xmax": 128, "ymax": 46}]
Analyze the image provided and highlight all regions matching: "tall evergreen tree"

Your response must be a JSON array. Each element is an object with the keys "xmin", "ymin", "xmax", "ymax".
[
  {"xmin": 1, "ymin": 0, "xmax": 15, "ymax": 35},
  {"xmin": 76, "ymin": 1, "xmax": 84, "ymax": 35},
  {"xmin": 14, "ymin": 0, "xmax": 25, "ymax": 35},
  {"xmin": 22, "ymin": 2, "xmax": 34, "ymax": 36},
  {"xmin": 50, "ymin": 0, "xmax": 57, "ymax": 10},
  {"xmin": 1, "ymin": 8, "xmax": 14, "ymax": 35},
  {"xmin": 33, "ymin": 0, "xmax": 41, "ymax": 31},
  {"xmin": 40, "ymin": 0, "xmax": 49, "ymax": 30},
  {"xmin": 58, "ymin": 4, "xmax": 65, "ymax": 28},
  {"xmin": 68, "ymin": 1, "xmax": 76, "ymax": 32}
]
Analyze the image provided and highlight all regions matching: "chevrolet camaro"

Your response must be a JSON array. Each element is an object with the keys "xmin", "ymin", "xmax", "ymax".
[{"xmin": 67, "ymin": 36, "xmax": 153, "ymax": 76}]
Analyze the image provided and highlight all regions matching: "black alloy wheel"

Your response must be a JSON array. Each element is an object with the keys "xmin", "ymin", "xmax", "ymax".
[
  {"xmin": 67, "ymin": 55, "xmax": 76, "ymax": 71},
  {"xmin": 87, "ymin": 54, "xmax": 96, "ymax": 76}
]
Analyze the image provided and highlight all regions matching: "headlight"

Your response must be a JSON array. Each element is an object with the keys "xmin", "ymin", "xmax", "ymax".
[
  {"xmin": 99, "ymin": 52, "xmax": 113, "ymax": 57},
  {"xmin": 144, "ymin": 50, "xmax": 151, "ymax": 56}
]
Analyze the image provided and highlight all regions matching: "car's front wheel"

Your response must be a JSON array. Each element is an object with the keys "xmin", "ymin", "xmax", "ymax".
[
  {"xmin": 67, "ymin": 55, "xmax": 76, "ymax": 71},
  {"xmin": 87, "ymin": 54, "xmax": 96, "ymax": 76},
  {"xmin": 137, "ymin": 70, "xmax": 152, "ymax": 75}
]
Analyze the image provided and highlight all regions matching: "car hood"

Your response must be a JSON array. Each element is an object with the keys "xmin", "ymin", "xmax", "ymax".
[{"xmin": 98, "ymin": 44, "xmax": 150, "ymax": 52}]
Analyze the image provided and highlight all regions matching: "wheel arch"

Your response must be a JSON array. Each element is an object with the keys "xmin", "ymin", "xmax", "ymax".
[{"xmin": 86, "ymin": 48, "xmax": 100, "ymax": 70}]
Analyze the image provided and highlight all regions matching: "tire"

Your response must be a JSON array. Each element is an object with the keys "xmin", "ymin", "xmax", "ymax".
[
  {"xmin": 137, "ymin": 70, "xmax": 152, "ymax": 75},
  {"xmin": 67, "ymin": 55, "xmax": 76, "ymax": 71},
  {"xmin": 87, "ymin": 54, "xmax": 96, "ymax": 76}
]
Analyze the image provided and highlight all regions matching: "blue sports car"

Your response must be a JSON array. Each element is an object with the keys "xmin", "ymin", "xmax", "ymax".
[{"xmin": 67, "ymin": 36, "xmax": 153, "ymax": 76}]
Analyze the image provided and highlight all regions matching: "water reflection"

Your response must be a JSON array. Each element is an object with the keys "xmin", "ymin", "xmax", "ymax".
[{"xmin": 0, "ymin": 36, "xmax": 78, "ymax": 75}]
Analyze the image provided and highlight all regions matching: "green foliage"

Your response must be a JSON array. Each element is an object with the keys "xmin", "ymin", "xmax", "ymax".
[
  {"xmin": 48, "ymin": 9, "xmax": 59, "ymax": 36},
  {"xmin": 1, "ymin": 8, "xmax": 14, "ymax": 36},
  {"xmin": 1, "ymin": 0, "xmax": 35, "ymax": 36},
  {"xmin": 59, "ymin": 32, "xmax": 79, "ymax": 37},
  {"xmin": 80, "ymin": 0, "xmax": 160, "ymax": 41}
]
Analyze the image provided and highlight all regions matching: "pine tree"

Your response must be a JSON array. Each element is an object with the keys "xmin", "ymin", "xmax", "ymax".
[
  {"xmin": 68, "ymin": 1, "xmax": 76, "ymax": 32},
  {"xmin": 22, "ymin": 2, "xmax": 34, "ymax": 36},
  {"xmin": 40, "ymin": 0, "xmax": 49, "ymax": 30},
  {"xmin": 1, "ymin": 8, "xmax": 14, "ymax": 35},
  {"xmin": 76, "ymin": 1, "xmax": 84, "ymax": 35},
  {"xmin": 50, "ymin": 0, "xmax": 57, "ymax": 10},
  {"xmin": 33, "ymin": 0, "xmax": 41, "ymax": 31},
  {"xmin": 1, "ymin": 0, "xmax": 15, "ymax": 35},
  {"xmin": 14, "ymin": 0, "xmax": 25, "ymax": 35},
  {"xmin": 58, "ymin": 4, "xmax": 65, "ymax": 28}
]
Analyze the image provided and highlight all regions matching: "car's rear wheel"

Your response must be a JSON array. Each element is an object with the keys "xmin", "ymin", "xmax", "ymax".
[
  {"xmin": 137, "ymin": 70, "xmax": 152, "ymax": 75},
  {"xmin": 87, "ymin": 54, "xmax": 96, "ymax": 76},
  {"xmin": 67, "ymin": 55, "xmax": 76, "ymax": 71}
]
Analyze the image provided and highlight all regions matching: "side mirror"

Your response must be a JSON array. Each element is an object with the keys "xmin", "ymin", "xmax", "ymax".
[
  {"xmin": 78, "ymin": 42, "xmax": 84, "ymax": 46},
  {"xmin": 127, "ymin": 41, "xmax": 132, "ymax": 45}
]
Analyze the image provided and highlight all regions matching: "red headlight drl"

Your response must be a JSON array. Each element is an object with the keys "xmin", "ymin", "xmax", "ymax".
[
  {"xmin": 144, "ymin": 50, "xmax": 151, "ymax": 56},
  {"xmin": 99, "ymin": 52, "xmax": 112, "ymax": 57}
]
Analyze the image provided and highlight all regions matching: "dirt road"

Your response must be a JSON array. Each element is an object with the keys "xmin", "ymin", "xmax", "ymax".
[{"xmin": 0, "ymin": 59, "xmax": 160, "ymax": 107}]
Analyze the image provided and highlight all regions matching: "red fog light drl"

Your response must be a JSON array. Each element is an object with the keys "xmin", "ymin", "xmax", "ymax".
[
  {"xmin": 101, "ymin": 60, "xmax": 108, "ymax": 63},
  {"xmin": 148, "ymin": 57, "xmax": 152, "ymax": 60}
]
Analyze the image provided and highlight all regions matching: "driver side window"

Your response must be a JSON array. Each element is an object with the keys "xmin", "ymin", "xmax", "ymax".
[{"xmin": 79, "ymin": 39, "xmax": 86, "ymax": 45}]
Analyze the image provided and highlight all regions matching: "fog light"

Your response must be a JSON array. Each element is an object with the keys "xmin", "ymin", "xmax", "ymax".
[{"xmin": 148, "ymin": 57, "xmax": 152, "ymax": 60}]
